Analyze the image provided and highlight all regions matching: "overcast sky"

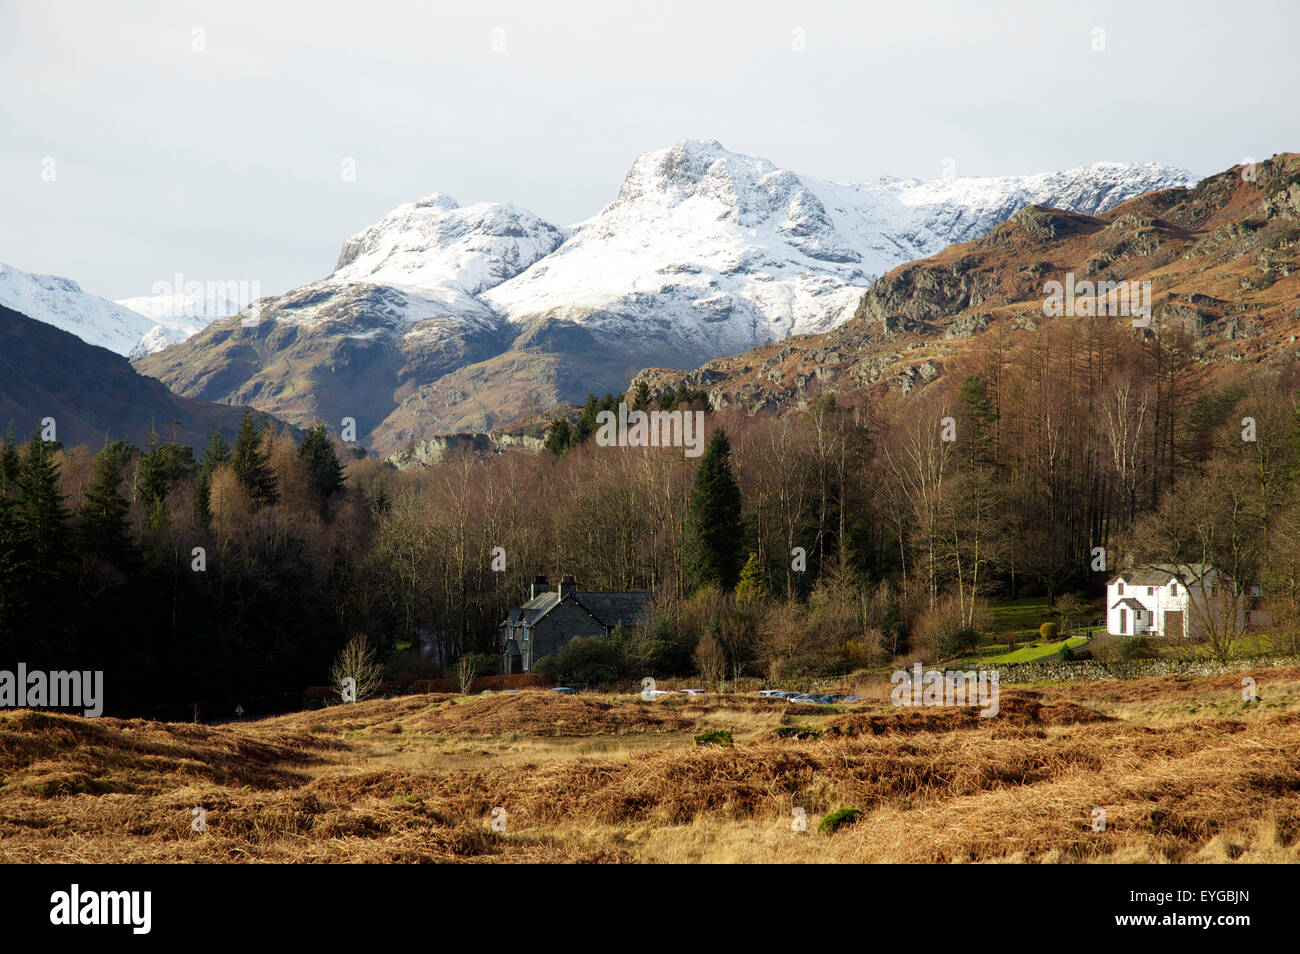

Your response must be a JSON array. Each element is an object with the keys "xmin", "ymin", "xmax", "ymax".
[{"xmin": 1, "ymin": 0, "xmax": 1296, "ymax": 301}]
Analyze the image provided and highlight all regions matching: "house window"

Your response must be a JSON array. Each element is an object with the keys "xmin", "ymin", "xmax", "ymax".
[
  {"xmin": 1147, "ymin": 587, "xmax": 1154, "ymax": 596},
  {"xmin": 1117, "ymin": 581, "xmax": 1124, "ymax": 595},
  {"xmin": 1170, "ymin": 582, "xmax": 1177, "ymax": 595},
  {"xmin": 1119, "ymin": 608, "xmax": 1127, "ymax": 633}
]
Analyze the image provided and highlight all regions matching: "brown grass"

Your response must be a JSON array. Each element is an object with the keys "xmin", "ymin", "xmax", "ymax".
[{"xmin": 2, "ymin": 670, "xmax": 1298, "ymax": 863}]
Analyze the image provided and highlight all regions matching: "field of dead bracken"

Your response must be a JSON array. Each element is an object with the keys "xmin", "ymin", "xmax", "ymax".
[{"xmin": 2, "ymin": 667, "xmax": 1298, "ymax": 864}]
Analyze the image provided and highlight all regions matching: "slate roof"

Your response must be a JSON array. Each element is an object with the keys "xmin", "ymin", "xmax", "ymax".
[
  {"xmin": 1109, "ymin": 562, "xmax": 1216, "ymax": 587},
  {"xmin": 1111, "ymin": 597, "xmax": 1147, "ymax": 611},
  {"xmin": 577, "ymin": 591, "xmax": 653, "ymax": 627},
  {"xmin": 520, "ymin": 592, "xmax": 561, "ymax": 623},
  {"xmin": 505, "ymin": 587, "xmax": 652, "ymax": 630}
]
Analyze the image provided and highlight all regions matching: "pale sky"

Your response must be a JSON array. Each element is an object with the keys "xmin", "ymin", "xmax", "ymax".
[{"xmin": 1, "ymin": 0, "xmax": 1296, "ymax": 301}]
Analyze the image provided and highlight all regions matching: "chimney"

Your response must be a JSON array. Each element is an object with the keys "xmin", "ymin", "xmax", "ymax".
[
  {"xmin": 558, "ymin": 574, "xmax": 577, "ymax": 599},
  {"xmin": 530, "ymin": 575, "xmax": 549, "ymax": 600}
]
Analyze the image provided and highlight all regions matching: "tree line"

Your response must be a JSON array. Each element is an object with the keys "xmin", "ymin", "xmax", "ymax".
[{"xmin": 4, "ymin": 315, "xmax": 1299, "ymax": 713}]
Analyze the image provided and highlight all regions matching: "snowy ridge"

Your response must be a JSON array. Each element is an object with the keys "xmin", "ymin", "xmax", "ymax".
[
  {"xmin": 238, "ymin": 193, "xmax": 567, "ymax": 339},
  {"xmin": 29, "ymin": 141, "xmax": 1196, "ymax": 366},
  {"xmin": 0, "ymin": 264, "xmax": 156, "ymax": 356},
  {"xmin": 116, "ymin": 292, "xmax": 235, "ymax": 358},
  {"xmin": 483, "ymin": 141, "xmax": 1196, "ymax": 357},
  {"xmin": 330, "ymin": 193, "xmax": 565, "ymax": 295}
]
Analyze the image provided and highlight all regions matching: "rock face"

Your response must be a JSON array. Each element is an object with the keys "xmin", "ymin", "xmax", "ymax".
[
  {"xmin": 387, "ymin": 431, "xmax": 544, "ymax": 470},
  {"xmin": 633, "ymin": 154, "xmax": 1300, "ymax": 417},
  {"xmin": 131, "ymin": 141, "xmax": 1194, "ymax": 453}
]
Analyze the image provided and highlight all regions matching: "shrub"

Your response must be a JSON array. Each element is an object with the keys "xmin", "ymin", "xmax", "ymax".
[
  {"xmin": 630, "ymin": 637, "xmax": 694, "ymax": 676},
  {"xmin": 694, "ymin": 729, "xmax": 733, "ymax": 747},
  {"xmin": 556, "ymin": 635, "xmax": 624, "ymax": 686},
  {"xmin": 465, "ymin": 652, "xmax": 501, "ymax": 676},
  {"xmin": 532, "ymin": 654, "xmax": 559, "ymax": 681},
  {"xmin": 1057, "ymin": 642, "xmax": 1075, "ymax": 662},
  {"xmin": 818, "ymin": 807, "xmax": 863, "ymax": 835},
  {"xmin": 1118, "ymin": 635, "xmax": 1149, "ymax": 662},
  {"xmin": 772, "ymin": 726, "xmax": 822, "ymax": 740},
  {"xmin": 942, "ymin": 626, "xmax": 981, "ymax": 656},
  {"xmin": 1039, "ymin": 622, "xmax": 1060, "ymax": 641},
  {"xmin": 912, "ymin": 596, "xmax": 967, "ymax": 657}
]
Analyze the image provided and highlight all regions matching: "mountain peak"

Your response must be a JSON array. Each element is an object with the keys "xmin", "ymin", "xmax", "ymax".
[
  {"xmin": 330, "ymin": 196, "xmax": 563, "ymax": 295},
  {"xmin": 614, "ymin": 139, "xmax": 783, "ymax": 208},
  {"xmin": 411, "ymin": 192, "xmax": 461, "ymax": 211}
]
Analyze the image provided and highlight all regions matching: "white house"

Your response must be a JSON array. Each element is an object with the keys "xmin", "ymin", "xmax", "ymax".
[{"xmin": 1106, "ymin": 563, "xmax": 1261, "ymax": 638}]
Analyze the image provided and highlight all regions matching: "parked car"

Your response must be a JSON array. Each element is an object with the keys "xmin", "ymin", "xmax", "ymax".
[
  {"xmin": 789, "ymin": 694, "xmax": 820, "ymax": 704},
  {"xmin": 551, "ymin": 686, "xmax": 578, "ymax": 695},
  {"xmin": 756, "ymin": 689, "xmax": 785, "ymax": 699},
  {"xmin": 680, "ymin": 688, "xmax": 707, "ymax": 696},
  {"xmin": 641, "ymin": 689, "xmax": 675, "ymax": 699}
]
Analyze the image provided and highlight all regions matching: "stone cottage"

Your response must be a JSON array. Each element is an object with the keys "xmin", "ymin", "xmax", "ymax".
[{"xmin": 499, "ymin": 574, "xmax": 652, "ymax": 674}]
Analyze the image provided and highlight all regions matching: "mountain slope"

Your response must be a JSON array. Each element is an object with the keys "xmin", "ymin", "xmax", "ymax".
[
  {"xmin": 134, "ymin": 195, "xmax": 564, "ymax": 449},
  {"xmin": 116, "ymin": 292, "xmax": 232, "ymax": 358},
  {"xmin": 0, "ymin": 304, "xmax": 281, "ymax": 449},
  {"xmin": 486, "ymin": 140, "xmax": 1192, "ymax": 355},
  {"xmin": 134, "ymin": 142, "xmax": 1194, "ymax": 454},
  {"xmin": 631, "ymin": 154, "xmax": 1300, "ymax": 415},
  {"xmin": 0, "ymin": 264, "xmax": 157, "ymax": 356}
]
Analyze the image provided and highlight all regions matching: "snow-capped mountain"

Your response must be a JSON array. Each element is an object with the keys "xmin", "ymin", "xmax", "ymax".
[
  {"xmin": 115, "ymin": 293, "xmax": 233, "ymax": 358},
  {"xmin": 0, "ymin": 262, "xmax": 238, "ymax": 358},
  {"xmin": 133, "ymin": 195, "xmax": 566, "ymax": 449},
  {"xmin": 135, "ymin": 140, "xmax": 1197, "ymax": 451},
  {"xmin": 485, "ymin": 140, "xmax": 1195, "ymax": 357},
  {"xmin": 231, "ymin": 194, "xmax": 565, "ymax": 340},
  {"xmin": 0, "ymin": 263, "xmax": 157, "ymax": 356},
  {"xmin": 331, "ymin": 193, "xmax": 566, "ymax": 299}
]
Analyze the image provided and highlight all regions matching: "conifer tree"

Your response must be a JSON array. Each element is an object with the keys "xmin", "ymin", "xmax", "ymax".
[
  {"xmin": 631, "ymin": 380, "xmax": 651, "ymax": 412},
  {"xmin": 543, "ymin": 418, "xmax": 572, "ymax": 456},
  {"xmin": 194, "ymin": 428, "xmax": 230, "ymax": 528},
  {"xmin": 0, "ymin": 427, "xmax": 19, "ymax": 493},
  {"xmin": 139, "ymin": 428, "xmax": 193, "ymax": 525},
  {"xmin": 735, "ymin": 552, "xmax": 768, "ymax": 602},
  {"xmin": 232, "ymin": 410, "xmax": 278, "ymax": 510},
  {"xmin": 684, "ymin": 427, "xmax": 743, "ymax": 592},
  {"xmin": 299, "ymin": 421, "xmax": 345, "ymax": 499},
  {"xmin": 16, "ymin": 430, "xmax": 70, "ymax": 591},
  {"xmin": 957, "ymin": 374, "xmax": 995, "ymax": 469},
  {"xmin": 0, "ymin": 476, "xmax": 16, "ymax": 637},
  {"xmin": 79, "ymin": 440, "xmax": 135, "ymax": 567}
]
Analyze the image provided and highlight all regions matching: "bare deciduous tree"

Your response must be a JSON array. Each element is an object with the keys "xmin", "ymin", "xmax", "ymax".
[
  {"xmin": 455, "ymin": 654, "xmax": 478, "ymax": 694},
  {"xmin": 331, "ymin": 634, "xmax": 384, "ymax": 702}
]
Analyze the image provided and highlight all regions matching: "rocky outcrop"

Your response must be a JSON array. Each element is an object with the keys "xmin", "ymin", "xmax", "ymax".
[{"xmin": 387, "ymin": 431, "xmax": 544, "ymax": 470}]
